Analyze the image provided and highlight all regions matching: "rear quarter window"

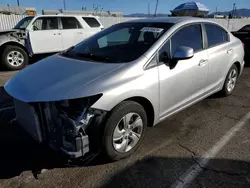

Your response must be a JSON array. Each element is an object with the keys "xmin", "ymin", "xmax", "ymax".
[{"xmin": 82, "ymin": 17, "xmax": 100, "ymax": 28}]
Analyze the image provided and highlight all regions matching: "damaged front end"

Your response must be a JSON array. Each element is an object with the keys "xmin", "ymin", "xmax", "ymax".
[
  {"xmin": 0, "ymin": 30, "xmax": 26, "ymax": 46},
  {"xmin": 14, "ymin": 94, "xmax": 106, "ymax": 158}
]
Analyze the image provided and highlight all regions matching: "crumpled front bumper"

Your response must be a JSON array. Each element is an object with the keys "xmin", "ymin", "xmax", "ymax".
[{"xmin": 14, "ymin": 99, "xmax": 107, "ymax": 158}]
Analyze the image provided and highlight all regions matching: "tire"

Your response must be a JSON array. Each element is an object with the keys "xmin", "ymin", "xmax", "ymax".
[
  {"xmin": 221, "ymin": 64, "xmax": 239, "ymax": 97},
  {"xmin": 1, "ymin": 45, "xmax": 28, "ymax": 71},
  {"xmin": 102, "ymin": 101, "xmax": 147, "ymax": 161}
]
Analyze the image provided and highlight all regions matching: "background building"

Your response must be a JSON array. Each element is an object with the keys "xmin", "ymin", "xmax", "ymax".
[
  {"xmin": 0, "ymin": 5, "xmax": 36, "ymax": 15},
  {"xmin": 42, "ymin": 9, "xmax": 123, "ymax": 17}
]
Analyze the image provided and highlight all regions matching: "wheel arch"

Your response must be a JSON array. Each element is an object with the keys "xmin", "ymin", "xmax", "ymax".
[
  {"xmin": 0, "ymin": 41, "xmax": 29, "ymax": 56},
  {"xmin": 234, "ymin": 61, "xmax": 241, "ymax": 75},
  {"xmin": 124, "ymin": 96, "xmax": 155, "ymax": 127}
]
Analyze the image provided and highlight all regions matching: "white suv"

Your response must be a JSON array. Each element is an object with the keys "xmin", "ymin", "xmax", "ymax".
[{"xmin": 0, "ymin": 15, "xmax": 103, "ymax": 70}]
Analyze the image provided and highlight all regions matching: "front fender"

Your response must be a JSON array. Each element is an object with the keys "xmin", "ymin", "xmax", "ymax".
[
  {"xmin": 89, "ymin": 65, "xmax": 160, "ymax": 124},
  {"xmin": 0, "ymin": 34, "xmax": 25, "ymax": 47}
]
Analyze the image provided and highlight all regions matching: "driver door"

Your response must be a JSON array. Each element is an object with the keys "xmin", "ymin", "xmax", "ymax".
[
  {"xmin": 158, "ymin": 24, "xmax": 208, "ymax": 119},
  {"xmin": 28, "ymin": 17, "xmax": 63, "ymax": 54}
]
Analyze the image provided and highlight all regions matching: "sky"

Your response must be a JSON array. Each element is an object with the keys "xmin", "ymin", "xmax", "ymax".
[{"xmin": 1, "ymin": 0, "xmax": 250, "ymax": 14}]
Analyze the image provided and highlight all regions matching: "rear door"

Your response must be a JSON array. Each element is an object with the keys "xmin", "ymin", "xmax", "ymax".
[
  {"xmin": 204, "ymin": 23, "xmax": 232, "ymax": 93},
  {"xmin": 29, "ymin": 17, "xmax": 63, "ymax": 54},
  {"xmin": 60, "ymin": 17, "xmax": 84, "ymax": 50}
]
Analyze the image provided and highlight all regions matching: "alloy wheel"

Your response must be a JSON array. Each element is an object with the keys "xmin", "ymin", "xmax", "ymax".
[
  {"xmin": 227, "ymin": 69, "xmax": 237, "ymax": 93},
  {"xmin": 112, "ymin": 113, "xmax": 143, "ymax": 153},
  {"xmin": 7, "ymin": 50, "xmax": 24, "ymax": 67}
]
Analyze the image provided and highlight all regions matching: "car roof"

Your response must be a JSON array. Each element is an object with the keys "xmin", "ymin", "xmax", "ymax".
[
  {"xmin": 35, "ymin": 15, "xmax": 98, "ymax": 18},
  {"xmin": 126, "ymin": 16, "xmax": 208, "ymax": 24}
]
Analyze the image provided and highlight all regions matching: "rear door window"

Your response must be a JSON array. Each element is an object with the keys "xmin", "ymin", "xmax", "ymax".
[
  {"xmin": 82, "ymin": 17, "xmax": 100, "ymax": 27},
  {"xmin": 205, "ymin": 24, "xmax": 229, "ymax": 48},
  {"xmin": 61, "ymin": 17, "xmax": 82, "ymax": 29}
]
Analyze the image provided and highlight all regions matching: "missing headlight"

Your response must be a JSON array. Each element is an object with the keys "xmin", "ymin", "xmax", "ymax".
[
  {"xmin": 56, "ymin": 94, "xmax": 102, "ymax": 133},
  {"xmin": 55, "ymin": 94, "xmax": 102, "ymax": 158}
]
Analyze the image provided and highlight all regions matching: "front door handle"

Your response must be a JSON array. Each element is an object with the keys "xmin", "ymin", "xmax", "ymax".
[
  {"xmin": 198, "ymin": 59, "xmax": 208, "ymax": 66},
  {"xmin": 77, "ymin": 32, "xmax": 83, "ymax": 34}
]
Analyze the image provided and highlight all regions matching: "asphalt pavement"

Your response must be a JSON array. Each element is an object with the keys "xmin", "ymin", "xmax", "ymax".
[{"xmin": 0, "ymin": 66, "xmax": 250, "ymax": 188}]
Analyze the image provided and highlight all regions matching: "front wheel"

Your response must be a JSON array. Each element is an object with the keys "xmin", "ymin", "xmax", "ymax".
[
  {"xmin": 102, "ymin": 101, "xmax": 147, "ymax": 161},
  {"xmin": 221, "ymin": 64, "xmax": 238, "ymax": 96},
  {"xmin": 1, "ymin": 45, "xmax": 28, "ymax": 70}
]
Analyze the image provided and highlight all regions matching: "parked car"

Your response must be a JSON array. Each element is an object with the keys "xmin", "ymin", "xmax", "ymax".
[
  {"xmin": 232, "ymin": 25, "xmax": 250, "ymax": 61},
  {"xmin": 0, "ymin": 15, "xmax": 103, "ymax": 70},
  {"xmin": 5, "ymin": 17, "xmax": 244, "ymax": 161}
]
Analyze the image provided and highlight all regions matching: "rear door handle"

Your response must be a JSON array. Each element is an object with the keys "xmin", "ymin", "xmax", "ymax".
[
  {"xmin": 227, "ymin": 49, "xmax": 233, "ymax": 54},
  {"xmin": 198, "ymin": 59, "xmax": 208, "ymax": 66},
  {"xmin": 77, "ymin": 32, "xmax": 83, "ymax": 34}
]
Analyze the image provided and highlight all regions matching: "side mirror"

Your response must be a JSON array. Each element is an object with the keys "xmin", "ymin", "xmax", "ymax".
[
  {"xmin": 32, "ymin": 25, "xmax": 39, "ymax": 31},
  {"xmin": 173, "ymin": 46, "xmax": 194, "ymax": 61},
  {"xmin": 168, "ymin": 46, "xmax": 194, "ymax": 69},
  {"xmin": 159, "ymin": 51, "xmax": 169, "ymax": 63}
]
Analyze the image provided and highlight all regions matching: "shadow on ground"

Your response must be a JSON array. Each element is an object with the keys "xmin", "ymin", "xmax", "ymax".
[
  {"xmin": 101, "ymin": 156, "xmax": 250, "ymax": 188},
  {"xmin": 0, "ymin": 120, "xmax": 70, "ymax": 179},
  {"xmin": 0, "ymin": 86, "xmax": 69, "ymax": 179},
  {"xmin": 244, "ymin": 58, "xmax": 250, "ymax": 67},
  {"xmin": 0, "ymin": 85, "xmax": 105, "ymax": 179}
]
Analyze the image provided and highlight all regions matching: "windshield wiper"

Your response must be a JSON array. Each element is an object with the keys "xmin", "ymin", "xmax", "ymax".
[
  {"xmin": 63, "ymin": 46, "xmax": 75, "ymax": 54},
  {"xmin": 75, "ymin": 52, "xmax": 111, "ymax": 62}
]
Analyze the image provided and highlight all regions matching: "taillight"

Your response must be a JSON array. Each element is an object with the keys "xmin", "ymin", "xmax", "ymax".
[{"xmin": 242, "ymin": 42, "xmax": 245, "ymax": 48}]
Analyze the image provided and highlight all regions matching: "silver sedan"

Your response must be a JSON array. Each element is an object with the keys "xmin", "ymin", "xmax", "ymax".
[{"xmin": 5, "ymin": 17, "xmax": 245, "ymax": 161}]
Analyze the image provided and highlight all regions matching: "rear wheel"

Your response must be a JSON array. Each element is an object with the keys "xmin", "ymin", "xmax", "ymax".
[
  {"xmin": 221, "ymin": 64, "xmax": 238, "ymax": 96},
  {"xmin": 102, "ymin": 101, "xmax": 147, "ymax": 161},
  {"xmin": 1, "ymin": 45, "xmax": 28, "ymax": 70}
]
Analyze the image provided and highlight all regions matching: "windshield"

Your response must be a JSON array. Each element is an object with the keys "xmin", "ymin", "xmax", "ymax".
[
  {"xmin": 14, "ymin": 16, "xmax": 34, "ymax": 29},
  {"xmin": 62, "ymin": 22, "xmax": 173, "ymax": 63}
]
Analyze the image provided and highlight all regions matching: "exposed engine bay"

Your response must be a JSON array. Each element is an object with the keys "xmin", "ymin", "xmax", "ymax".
[
  {"xmin": 14, "ymin": 95, "xmax": 106, "ymax": 158},
  {"xmin": 0, "ymin": 29, "xmax": 26, "ymax": 46}
]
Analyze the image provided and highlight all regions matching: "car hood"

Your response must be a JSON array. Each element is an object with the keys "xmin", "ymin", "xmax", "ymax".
[
  {"xmin": 4, "ymin": 55, "xmax": 125, "ymax": 102},
  {"xmin": 0, "ymin": 29, "xmax": 20, "ymax": 36}
]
